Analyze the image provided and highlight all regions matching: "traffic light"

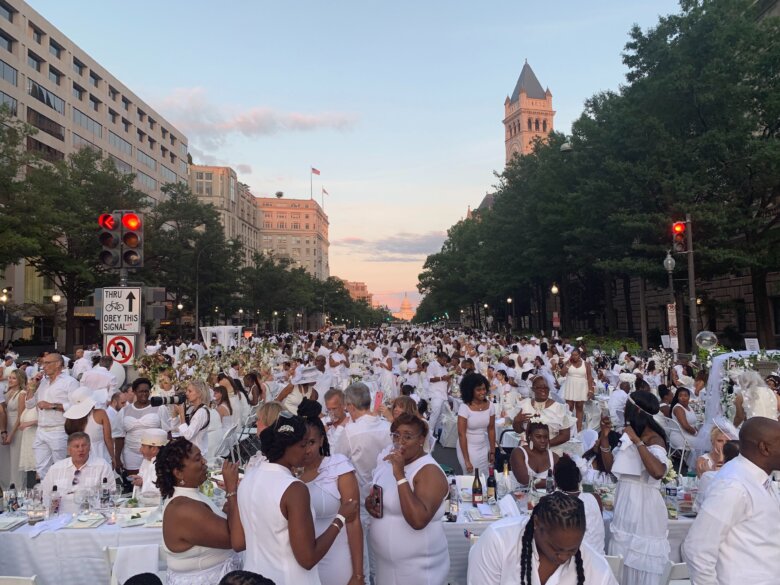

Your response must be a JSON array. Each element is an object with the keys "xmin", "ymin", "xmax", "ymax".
[
  {"xmin": 121, "ymin": 211, "xmax": 144, "ymax": 268},
  {"xmin": 98, "ymin": 213, "xmax": 121, "ymax": 267},
  {"xmin": 672, "ymin": 221, "xmax": 687, "ymax": 253}
]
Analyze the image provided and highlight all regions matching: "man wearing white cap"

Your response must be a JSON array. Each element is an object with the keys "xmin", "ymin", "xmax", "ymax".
[{"xmin": 131, "ymin": 428, "xmax": 167, "ymax": 497}]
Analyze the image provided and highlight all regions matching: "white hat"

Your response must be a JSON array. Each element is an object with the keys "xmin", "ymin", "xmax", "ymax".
[
  {"xmin": 521, "ymin": 362, "xmax": 534, "ymax": 373},
  {"xmin": 529, "ymin": 336, "xmax": 539, "ymax": 342},
  {"xmin": 292, "ymin": 366, "xmax": 320, "ymax": 386},
  {"xmin": 64, "ymin": 386, "xmax": 97, "ymax": 420},
  {"xmin": 677, "ymin": 375, "xmax": 695, "ymax": 390},
  {"xmin": 141, "ymin": 428, "xmax": 169, "ymax": 447}
]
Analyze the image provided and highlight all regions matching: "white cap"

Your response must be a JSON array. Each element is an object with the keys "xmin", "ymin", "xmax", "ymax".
[{"xmin": 141, "ymin": 428, "xmax": 169, "ymax": 447}]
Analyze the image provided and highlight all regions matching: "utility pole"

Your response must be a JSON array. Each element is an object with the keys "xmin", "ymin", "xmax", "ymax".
[{"xmin": 686, "ymin": 213, "xmax": 698, "ymax": 346}]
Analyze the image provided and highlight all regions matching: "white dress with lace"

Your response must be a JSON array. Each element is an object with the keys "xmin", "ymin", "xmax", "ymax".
[
  {"xmin": 608, "ymin": 441, "xmax": 669, "ymax": 585},
  {"xmin": 162, "ymin": 487, "xmax": 241, "ymax": 585}
]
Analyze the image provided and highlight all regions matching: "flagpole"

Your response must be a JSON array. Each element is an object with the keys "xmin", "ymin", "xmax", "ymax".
[
  {"xmin": 310, "ymin": 166, "xmax": 313, "ymax": 200},
  {"xmin": 321, "ymin": 187, "xmax": 324, "ymax": 210}
]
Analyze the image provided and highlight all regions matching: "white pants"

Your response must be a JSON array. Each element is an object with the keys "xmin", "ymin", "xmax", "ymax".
[
  {"xmin": 33, "ymin": 427, "xmax": 68, "ymax": 479},
  {"xmin": 427, "ymin": 396, "xmax": 446, "ymax": 438}
]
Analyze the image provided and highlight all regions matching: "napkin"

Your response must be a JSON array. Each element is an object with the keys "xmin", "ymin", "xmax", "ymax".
[
  {"xmin": 113, "ymin": 544, "xmax": 159, "ymax": 585},
  {"xmin": 498, "ymin": 494, "xmax": 522, "ymax": 517},
  {"xmin": 27, "ymin": 514, "xmax": 71, "ymax": 538}
]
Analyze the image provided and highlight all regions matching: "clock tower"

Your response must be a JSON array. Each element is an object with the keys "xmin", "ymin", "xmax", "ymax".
[{"xmin": 503, "ymin": 60, "xmax": 555, "ymax": 163}]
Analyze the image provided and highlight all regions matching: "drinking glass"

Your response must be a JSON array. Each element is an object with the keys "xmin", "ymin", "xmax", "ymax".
[{"xmin": 74, "ymin": 489, "xmax": 89, "ymax": 514}]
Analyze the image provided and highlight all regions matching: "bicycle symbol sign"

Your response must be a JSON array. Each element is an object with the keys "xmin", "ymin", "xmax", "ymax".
[{"xmin": 101, "ymin": 287, "xmax": 141, "ymax": 334}]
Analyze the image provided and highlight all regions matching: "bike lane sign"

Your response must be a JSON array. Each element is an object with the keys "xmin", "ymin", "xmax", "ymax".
[{"xmin": 101, "ymin": 287, "xmax": 142, "ymax": 334}]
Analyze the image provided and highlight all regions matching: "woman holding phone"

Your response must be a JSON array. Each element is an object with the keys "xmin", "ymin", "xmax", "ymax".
[{"xmin": 366, "ymin": 413, "xmax": 449, "ymax": 585}]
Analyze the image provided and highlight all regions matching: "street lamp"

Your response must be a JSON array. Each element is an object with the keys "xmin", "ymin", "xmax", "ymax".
[
  {"xmin": 1, "ymin": 292, "xmax": 8, "ymax": 348},
  {"xmin": 506, "ymin": 297, "xmax": 513, "ymax": 331},
  {"xmin": 273, "ymin": 310, "xmax": 279, "ymax": 334},
  {"xmin": 663, "ymin": 251, "xmax": 676, "ymax": 305},
  {"xmin": 238, "ymin": 308, "xmax": 244, "ymax": 326},
  {"xmin": 550, "ymin": 283, "xmax": 559, "ymax": 334},
  {"xmin": 51, "ymin": 294, "xmax": 61, "ymax": 350}
]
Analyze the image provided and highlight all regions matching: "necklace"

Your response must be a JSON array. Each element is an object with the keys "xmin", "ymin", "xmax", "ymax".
[{"xmin": 532, "ymin": 400, "xmax": 547, "ymax": 411}]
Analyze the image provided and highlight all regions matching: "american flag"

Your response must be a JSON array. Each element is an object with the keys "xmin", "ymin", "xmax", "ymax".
[{"xmin": 311, "ymin": 167, "xmax": 321, "ymax": 175}]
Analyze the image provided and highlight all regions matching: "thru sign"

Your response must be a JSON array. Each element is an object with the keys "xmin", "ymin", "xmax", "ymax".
[{"xmin": 101, "ymin": 287, "xmax": 141, "ymax": 334}]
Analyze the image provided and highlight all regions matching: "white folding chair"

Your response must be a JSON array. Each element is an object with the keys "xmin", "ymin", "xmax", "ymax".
[
  {"xmin": 0, "ymin": 577, "xmax": 38, "ymax": 585},
  {"xmin": 104, "ymin": 545, "xmax": 166, "ymax": 585},
  {"xmin": 669, "ymin": 417, "xmax": 694, "ymax": 475},
  {"xmin": 604, "ymin": 555, "xmax": 624, "ymax": 581},
  {"xmin": 659, "ymin": 561, "xmax": 689, "ymax": 584},
  {"xmin": 213, "ymin": 424, "xmax": 240, "ymax": 462}
]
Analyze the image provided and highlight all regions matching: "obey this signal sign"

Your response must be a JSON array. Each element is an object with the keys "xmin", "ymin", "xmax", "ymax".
[
  {"xmin": 102, "ymin": 287, "xmax": 141, "ymax": 334},
  {"xmin": 104, "ymin": 335, "xmax": 135, "ymax": 365}
]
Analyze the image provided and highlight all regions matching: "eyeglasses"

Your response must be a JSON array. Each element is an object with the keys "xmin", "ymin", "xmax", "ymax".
[
  {"xmin": 391, "ymin": 432, "xmax": 421, "ymax": 442},
  {"xmin": 72, "ymin": 469, "xmax": 81, "ymax": 486}
]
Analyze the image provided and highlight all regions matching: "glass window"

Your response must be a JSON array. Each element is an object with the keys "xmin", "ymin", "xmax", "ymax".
[
  {"xmin": 136, "ymin": 169, "xmax": 157, "ymax": 191},
  {"xmin": 73, "ymin": 133, "xmax": 100, "ymax": 152},
  {"xmin": 108, "ymin": 108, "xmax": 118, "ymax": 123},
  {"xmin": 49, "ymin": 40, "xmax": 62, "ymax": 59},
  {"xmin": 0, "ymin": 58, "xmax": 16, "ymax": 86},
  {"xmin": 27, "ymin": 79, "xmax": 64, "ymax": 115},
  {"xmin": 28, "ymin": 51, "xmax": 43, "ymax": 72},
  {"xmin": 108, "ymin": 86, "xmax": 118, "ymax": 101},
  {"xmin": 161, "ymin": 165, "xmax": 177, "ymax": 183},
  {"xmin": 89, "ymin": 72, "xmax": 100, "ymax": 88},
  {"xmin": 0, "ymin": 89, "xmax": 16, "ymax": 115},
  {"xmin": 27, "ymin": 136, "xmax": 64, "ymax": 162},
  {"xmin": 0, "ymin": 1, "xmax": 15, "ymax": 22},
  {"xmin": 179, "ymin": 160, "xmax": 187, "ymax": 175},
  {"xmin": 72, "ymin": 83, "xmax": 84, "ymax": 100},
  {"xmin": 121, "ymin": 117, "xmax": 131, "ymax": 132},
  {"xmin": 72, "ymin": 58, "xmax": 84, "ymax": 75},
  {"xmin": 122, "ymin": 96, "xmax": 130, "ymax": 111},
  {"xmin": 109, "ymin": 154, "xmax": 132, "ymax": 174},
  {"xmin": 136, "ymin": 149, "xmax": 156, "ymax": 171},
  {"xmin": 26, "ymin": 108, "xmax": 64, "ymax": 141},
  {"xmin": 30, "ymin": 26, "xmax": 42, "ymax": 44},
  {"xmin": 0, "ymin": 29, "xmax": 13, "ymax": 52},
  {"xmin": 48, "ymin": 66, "xmax": 61, "ymax": 85},
  {"xmin": 109, "ymin": 130, "xmax": 132, "ymax": 156},
  {"xmin": 89, "ymin": 95, "xmax": 100, "ymax": 112},
  {"xmin": 73, "ymin": 107, "xmax": 102, "ymax": 138}
]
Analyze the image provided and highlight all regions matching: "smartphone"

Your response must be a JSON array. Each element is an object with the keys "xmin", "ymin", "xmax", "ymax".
[{"xmin": 371, "ymin": 484, "xmax": 383, "ymax": 518}]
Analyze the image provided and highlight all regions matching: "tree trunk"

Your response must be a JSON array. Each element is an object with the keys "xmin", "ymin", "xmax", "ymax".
[
  {"xmin": 604, "ymin": 277, "xmax": 617, "ymax": 333},
  {"xmin": 622, "ymin": 275, "xmax": 635, "ymax": 337},
  {"xmin": 751, "ymin": 267, "xmax": 775, "ymax": 349},
  {"xmin": 639, "ymin": 278, "xmax": 648, "ymax": 350}
]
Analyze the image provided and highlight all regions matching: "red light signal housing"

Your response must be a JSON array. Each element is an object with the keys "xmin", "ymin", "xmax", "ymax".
[
  {"xmin": 120, "ymin": 211, "xmax": 144, "ymax": 268},
  {"xmin": 122, "ymin": 213, "xmax": 141, "ymax": 231},
  {"xmin": 98, "ymin": 213, "xmax": 116, "ymax": 230},
  {"xmin": 672, "ymin": 221, "xmax": 687, "ymax": 253},
  {"xmin": 97, "ymin": 212, "xmax": 121, "ymax": 268}
]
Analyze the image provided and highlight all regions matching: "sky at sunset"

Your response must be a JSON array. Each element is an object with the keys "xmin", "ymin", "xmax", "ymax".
[{"xmin": 30, "ymin": 0, "xmax": 681, "ymax": 313}]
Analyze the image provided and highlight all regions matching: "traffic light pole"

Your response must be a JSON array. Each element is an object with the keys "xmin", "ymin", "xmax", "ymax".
[{"xmin": 686, "ymin": 213, "xmax": 698, "ymax": 346}]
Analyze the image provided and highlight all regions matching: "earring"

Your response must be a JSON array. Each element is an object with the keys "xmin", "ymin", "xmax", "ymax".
[
  {"xmin": 179, "ymin": 479, "xmax": 185, "ymax": 486},
  {"xmin": 529, "ymin": 441, "xmax": 534, "ymax": 450}
]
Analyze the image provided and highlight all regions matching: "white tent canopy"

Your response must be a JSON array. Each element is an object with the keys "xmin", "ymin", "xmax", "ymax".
[{"xmin": 199, "ymin": 326, "xmax": 242, "ymax": 350}]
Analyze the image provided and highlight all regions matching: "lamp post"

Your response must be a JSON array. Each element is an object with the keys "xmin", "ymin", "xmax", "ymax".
[
  {"xmin": 663, "ymin": 251, "xmax": 679, "ymax": 354},
  {"xmin": 1, "ymin": 292, "xmax": 8, "ymax": 348},
  {"xmin": 550, "ymin": 283, "xmax": 559, "ymax": 334},
  {"xmin": 238, "ymin": 308, "xmax": 244, "ymax": 326},
  {"xmin": 194, "ymin": 247, "xmax": 206, "ymax": 341},
  {"xmin": 663, "ymin": 252, "xmax": 676, "ymax": 305},
  {"xmin": 273, "ymin": 310, "xmax": 278, "ymax": 334},
  {"xmin": 177, "ymin": 302, "xmax": 184, "ymax": 337},
  {"xmin": 51, "ymin": 294, "xmax": 61, "ymax": 350},
  {"xmin": 506, "ymin": 297, "xmax": 513, "ymax": 332}
]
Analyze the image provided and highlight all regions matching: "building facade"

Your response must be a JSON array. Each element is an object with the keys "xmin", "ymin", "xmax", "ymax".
[
  {"xmin": 503, "ymin": 61, "xmax": 554, "ymax": 162},
  {"xmin": 189, "ymin": 165, "xmax": 259, "ymax": 267},
  {"xmin": 0, "ymin": 0, "xmax": 189, "ymax": 347},
  {"xmin": 256, "ymin": 195, "xmax": 330, "ymax": 280},
  {"xmin": 338, "ymin": 279, "xmax": 372, "ymax": 305}
]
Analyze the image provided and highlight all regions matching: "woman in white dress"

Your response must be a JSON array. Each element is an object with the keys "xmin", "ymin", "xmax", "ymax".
[
  {"xmin": 669, "ymin": 387, "xmax": 699, "ymax": 451},
  {"xmin": 468, "ymin": 491, "xmax": 618, "ymax": 585},
  {"xmin": 366, "ymin": 413, "xmax": 450, "ymax": 585},
  {"xmin": 513, "ymin": 376, "xmax": 575, "ymax": 456},
  {"xmin": 456, "ymin": 373, "xmax": 496, "ymax": 475},
  {"xmin": 15, "ymin": 369, "xmax": 37, "ymax": 488},
  {"xmin": 510, "ymin": 419, "xmax": 559, "ymax": 489},
  {"xmin": 233, "ymin": 413, "xmax": 358, "ymax": 585},
  {"xmin": 116, "ymin": 378, "xmax": 170, "ymax": 474},
  {"xmin": 64, "ymin": 386, "xmax": 115, "ymax": 467},
  {"xmin": 376, "ymin": 347, "xmax": 397, "ymax": 400},
  {"xmin": 156, "ymin": 438, "xmax": 241, "ymax": 584},
  {"xmin": 277, "ymin": 367, "xmax": 319, "ymax": 414},
  {"xmin": 561, "ymin": 349, "xmax": 595, "ymax": 433},
  {"xmin": 695, "ymin": 425, "xmax": 729, "ymax": 477},
  {"xmin": 1, "ymin": 369, "xmax": 27, "ymax": 488},
  {"xmin": 554, "ymin": 454, "xmax": 605, "ymax": 554},
  {"xmin": 298, "ymin": 399, "xmax": 364, "ymax": 585},
  {"xmin": 601, "ymin": 391, "xmax": 669, "ymax": 585}
]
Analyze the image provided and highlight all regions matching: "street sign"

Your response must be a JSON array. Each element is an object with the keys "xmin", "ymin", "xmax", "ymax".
[
  {"xmin": 104, "ymin": 334, "xmax": 135, "ymax": 365},
  {"xmin": 666, "ymin": 303, "xmax": 679, "ymax": 350},
  {"xmin": 552, "ymin": 311, "xmax": 560, "ymax": 329},
  {"xmin": 101, "ymin": 287, "xmax": 141, "ymax": 334}
]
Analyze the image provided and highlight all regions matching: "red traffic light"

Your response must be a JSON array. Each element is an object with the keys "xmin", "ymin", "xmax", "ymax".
[
  {"xmin": 98, "ymin": 213, "xmax": 116, "ymax": 230},
  {"xmin": 672, "ymin": 222, "xmax": 686, "ymax": 235},
  {"xmin": 122, "ymin": 213, "xmax": 141, "ymax": 231}
]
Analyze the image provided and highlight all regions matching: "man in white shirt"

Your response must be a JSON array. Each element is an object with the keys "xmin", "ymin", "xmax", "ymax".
[
  {"xmin": 70, "ymin": 349, "xmax": 91, "ymax": 382},
  {"xmin": 426, "ymin": 352, "xmax": 451, "ymax": 439},
  {"xmin": 313, "ymin": 355, "xmax": 333, "ymax": 408},
  {"xmin": 41, "ymin": 431, "xmax": 113, "ymax": 514},
  {"xmin": 25, "ymin": 352, "xmax": 79, "ymax": 478},
  {"xmin": 607, "ymin": 380, "xmax": 630, "ymax": 431},
  {"xmin": 684, "ymin": 417, "xmax": 780, "ymax": 585},
  {"xmin": 333, "ymin": 383, "xmax": 391, "ymax": 504},
  {"xmin": 105, "ymin": 391, "xmax": 126, "ymax": 433},
  {"xmin": 0, "ymin": 354, "xmax": 17, "ymax": 401},
  {"xmin": 81, "ymin": 355, "xmax": 118, "ymax": 408},
  {"xmin": 323, "ymin": 388, "xmax": 351, "ymax": 447}
]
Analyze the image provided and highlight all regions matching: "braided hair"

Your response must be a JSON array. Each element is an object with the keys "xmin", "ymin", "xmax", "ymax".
[
  {"xmin": 519, "ymin": 492, "xmax": 586, "ymax": 585},
  {"xmin": 297, "ymin": 398, "xmax": 330, "ymax": 456},
  {"xmin": 155, "ymin": 437, "xmax": 195, "ymax": 498}
]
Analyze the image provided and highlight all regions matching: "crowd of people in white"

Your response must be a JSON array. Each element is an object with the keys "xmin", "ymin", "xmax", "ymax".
[{"xmin": 1, "ymin": 326, "xmax": 779, "ymax": 585}]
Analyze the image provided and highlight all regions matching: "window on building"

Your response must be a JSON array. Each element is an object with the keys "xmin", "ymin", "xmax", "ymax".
[
  {"xmin": 27, "ymin": 108, "xmax": 64, "ymax": 141},
  {"xmin": 263, "ymin": 222, "xmax": 272, "ymax": 229},
  {"xmin": 277, "ymin": 222, "xmax": 286, "ymax": 229},
  {"xmin": 0, "ymin": 29, "xmax": 14, "ymax": 53},
  {"xmin": 73, "ymin": 132, "xmax": 100, "ymax": 152},
  {"xmin": 161, "ymin": 164, "xmax": 177, "ymax": 183},
  {"xmin": 89, "ymin": 95, "xmax": 100, "ymax": 112},
  {"xmin": 0, "ymin": 58, "xmax": 17, "ymax": 85},
  {"xmin": 89, "ymin": 72, "xmax": 100, "ymax": 88},
  {"xmin": 291, "ymin": 222, "xmax": 300, "ymax": 230},
  {"xmin": 148, "ymin": 117, "xmax": 156, "ymax": 130},
  {"xmin": 27, "ymin": 51, "xmax": 43, "ymax": 72},
  {"xmin": 229, "ymin": 176, "xmax": 236, "ymax": 202},
  {"xmin": 27, "ymin": 136, "xmax": 64, "ymax": 162},
  {"xmin": 29, "ymin": 24, "xmax": 43, "ymax": 44},
  {"xmin": 305, "ymin": 223, "xmax": 309, "ymax": 229},
  {"xmin": 161, "ymin": 127, "xmax": 168, "ymax": 139},
  {"xmin": 147, "ymin": 136, "xmax": 156, "ymax": 151},
  {"xmin": 108, "ymin": 108, "xmax": 119, "ymax": 124},
  {"xmin": 137, "ymin": 108, "xmax": 145, "ymax": 123},
  {"xmin": 0, "ymin": 1, "xmax": 15, "ymax": 22},
  {"xmin": 122, "ymin": 96, "xmax": 131, "ymax": 111},
  {"xmin": 108, "ymin": 85, "xmax": 118, "ymax": 101},
  {"xmin": 48, "ymin": 66, "xmax": 62, "ymax": 85},
  {"xmin": 0, "ymin": 89, "xmax": 16, "ymax": 115},
  {"xmin": 48, "ymin": 40, "xmax": 62, "ymax": 59},
  {"xmin": 73, "ymin": 107, "xmax": 102, "ymax": 138},
  {"xmin": 136, "ymin": 149, "xmax": 156, "ymax": 171},
  {"xmin": 543, "ymin": 120, "xmax": 547, "ymax": 132},
  {"xmin": 121, "ymin": 117, "xmax": 131, "ymax": 132},
  {"xmin": 72, "ymin": 57, "xmax": 85, "ymax": 76},
  {"xmin": 109, "ymin": 154, "xmax": 132, "ymax": 174},
  {"xmin": 109, "ymin": 130, "xmax": 132, "ymax": 156},
  {"xmin": 135, "ymin": 169, "xmax": 157, "ymax": 191},
  {"xmin": 27, "ymin": 79, "xmax": 64, "ymax": 115}
]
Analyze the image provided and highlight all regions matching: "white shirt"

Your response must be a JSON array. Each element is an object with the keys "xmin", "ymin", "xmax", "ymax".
[
  {"xmin": 81, "ymin": 366, "xmax": 118, "ymax": 394},
  {"xmin": 313, "ymin": 369, "xmax": 333, "ymax": 407},
  {"xmin": 71, "ymin": 357, "xmax": 92, "ymax": 381},
  {"xmin": 178, "ymin": 406, "xmax": 210, "ymax": 456},
  {"xmin": 25, "ymin": 372, "xmax": 79, "ymax": 429},
  {"xmin": 333, "ymin": 413, "xmax": 391, "ymax": 501},
  {"xmin": 427, "ymin": 361, "xmax": 450, "ymax": 399},
  {"xmin": 607, "ymin": 389, "xmax": 628, "ymax": 429},
  {"xmin": 468, "ymin": 516, "xmax": 618, "ymax": 585},
  {"xmin": 41, "ymin": 455, "xmax": 113, "ymax": 514},
  {"xmin": 684, "ymin": 455, "xmax": 780, "ymax": 585}
]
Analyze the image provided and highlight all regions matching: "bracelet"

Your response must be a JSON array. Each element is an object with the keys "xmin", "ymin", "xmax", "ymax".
[
  {"xmin": 396, "ymin": 478, "xmax": 409, "ymax": 486},
  {"xmin": 599, "ymin": 446, "xmax": 611, "ymax": 453},
  {"xmin": 635, "ymin": 440, "xmax": 646, "ymax": 447},
  {"xmin": 330, "ymin": 521, "xmax": 343, "ymax": 531},
  {"xmin": 335, "ymin": 513, "xmax": 346, "ymax": 526},
  {"xmin": 225, "ymin": 491, "xmax": 237, "ymax": 498}
]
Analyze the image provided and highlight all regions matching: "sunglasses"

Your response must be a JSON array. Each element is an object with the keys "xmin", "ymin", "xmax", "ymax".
[{"xmin": 72, "ymin": 469, "xmax": 81, "ymax": 486}]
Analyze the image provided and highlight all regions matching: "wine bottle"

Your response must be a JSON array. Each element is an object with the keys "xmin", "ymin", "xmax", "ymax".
[
  {"xmin": 545, "ymin": 469, "xmax": 555, "ymax": 493},
  {"xmin": 472, "ymin": 467, "xmax": 483, "ymax": 506},
  {"xmin": 486, "ymin": 467, "xmax": 497, "ymax": 501},
  {"xmin": 448, "ymin": 479, "xmax": 459, "ymax": 516}
]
